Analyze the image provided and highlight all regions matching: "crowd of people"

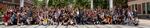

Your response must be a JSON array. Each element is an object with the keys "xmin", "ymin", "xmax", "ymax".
[{"xmin": 1, "ymin": 6, "xmax": 139, "ymax": 26}]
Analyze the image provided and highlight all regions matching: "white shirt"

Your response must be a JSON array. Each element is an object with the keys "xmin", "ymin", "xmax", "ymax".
[{"xmin": 76, "ymin": 11, "xmax": 79, "ymax": 15}]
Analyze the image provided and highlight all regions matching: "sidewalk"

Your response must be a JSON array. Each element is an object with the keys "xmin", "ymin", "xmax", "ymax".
[
  {"xmin": 0, "ymin": 19, "xmax": 150, "ymax": 28},
  {"xmin": 139, "ymin": 19, "xmax": 150, "ymax": 26},
  {"xmin": 0, "ymin": 25, "xmax": 149, "ymax": 28}
]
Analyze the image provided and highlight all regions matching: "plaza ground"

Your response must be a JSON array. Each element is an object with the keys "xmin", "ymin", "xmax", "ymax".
[{"xmin": 0, "ymin": 19, "xmax": 150, "ymax": 28}]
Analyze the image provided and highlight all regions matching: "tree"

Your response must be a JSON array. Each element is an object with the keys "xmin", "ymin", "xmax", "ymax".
[
  {"xmin": 34, "ymin": 0, "xmax": 128, "ymax": 10},
  {"xmin": 94, "ymin": 0, "xmax": 109, "ymax": 9},
  {"xmin": 114, "ymin": 0, "xmax": 128, "ymax": 8},
  {"xmin": 48, "ymin": 0, "xmax": 70, "ymax": 8},
  {"xmin": 93, "ymin": 0, "xmax": 128, "ymax": 9},
  {"xmin": 33, "ymin": 0, "xmax": 44, "ymax": 7},
  {"xmin": 72, "ymin": 0, "xmax": 91, "ymax": 9}
]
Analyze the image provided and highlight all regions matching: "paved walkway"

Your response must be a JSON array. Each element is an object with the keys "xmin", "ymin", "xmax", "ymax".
[
  {"xmin": 0, "ymin": 25, "xmax": 150, "ymax": 28},
  {"xmin": 0, "ymin": 19, "xmax": 150, "ymax": 28}
]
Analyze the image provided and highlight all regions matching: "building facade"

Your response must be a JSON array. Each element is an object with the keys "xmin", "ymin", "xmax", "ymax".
[
  {"xmin": 128, "ymin": 0, "xmax": 150, "ymax": 14},
  {"xmin": 0, "ymin": 0, "xmax": 33, "ymax": 7}
]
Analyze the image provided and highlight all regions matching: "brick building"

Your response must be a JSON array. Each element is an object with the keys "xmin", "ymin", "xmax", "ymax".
[
  {"xmin": 0, "ymin": 0, "xmax": 33, "ymax": 8},
  {"xmin": 128, "ymin": 0, "xmax": 150, "ymax": 14},
  {"xmin": 128, "ymin": 0, "xmax": 150, "ymax": 18}
]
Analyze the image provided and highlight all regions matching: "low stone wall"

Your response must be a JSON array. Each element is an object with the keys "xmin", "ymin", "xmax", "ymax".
[{"xmin": 137, "ymin": 14, "xmax": 150, "ymax": 19}]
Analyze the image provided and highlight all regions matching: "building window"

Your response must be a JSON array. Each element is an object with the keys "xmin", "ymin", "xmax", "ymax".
[
  {"xmin": 142, "ymin": 3, "xmax": 146, "ymax": 14},
  {"xmin": 131, "ymin": 5, "xmax": 134, "ymax": 11},
  {"xmin": 135, "ymin": 4, "xmax": 137, "ymax": 11},
  {"xmin": 141, "ymin": 2, "xmax": 150, "ymax": 14},
  {"xmin": 147, "ymin": 2, "xmax": 150, "ymax": 14},
  {"xmin": 137, "ymin": 4, "xmax": 142, "ymax": 14}
]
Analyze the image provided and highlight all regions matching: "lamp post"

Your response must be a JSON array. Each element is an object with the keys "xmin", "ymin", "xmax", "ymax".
[
  {"xmin": 45, "ymin": 0, "xmax": 49, "ymax": 8},
  {"xmin": 91, "ymin": 0, "xmax": 93, "ymax": 10},
  {"xmin": 109, "ymin": 0, "xmax": 114, "ymax": 15},
  {"xmin": 20, "ymin": 0, "xmax": 24, "ymax": 7},
  {"xmin": 109, "ymin": 0, "xmax": 113, "ymax": 11},
  {"xmin": 20, "ymin": 0, "xmax": 24, "ymax": 11}
]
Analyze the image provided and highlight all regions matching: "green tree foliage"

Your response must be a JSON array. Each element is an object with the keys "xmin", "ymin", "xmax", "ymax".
[
  {"xmin": 48, "ymin": 0, "xmax": 70, "ymax": 8},
  {"xmin": 94, "ymin": 0, "xmax": 109, "ymax": 9},
  {"xmin": 33, "ymin": 0, "xmax": 127, "ymax": 9},
  {"xmin": 73, "ymin": 0, "xmax": 90, "ymax": 9},
  {"xmin": 33, "ymin": 0, "xmax": 44, "ymax": 6},
  {"xmin": 114, "ymin": 0, "xmax": 128, "ymax": 8},
  {"xmin": 48, "ymin": 0, "xmax": 91, "ymax": 9}
]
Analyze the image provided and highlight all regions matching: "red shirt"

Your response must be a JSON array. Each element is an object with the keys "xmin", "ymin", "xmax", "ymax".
[{"xmin": 3, "ymin": 14, "xmax": 10, "ymax": 22}]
